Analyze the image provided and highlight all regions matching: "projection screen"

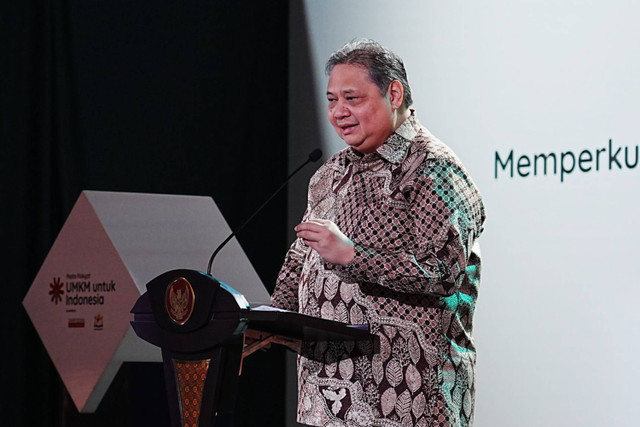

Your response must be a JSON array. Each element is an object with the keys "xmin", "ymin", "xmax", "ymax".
[{"xmin": 287, "ymin": 1, "xmax": 640, "ymax": 426}]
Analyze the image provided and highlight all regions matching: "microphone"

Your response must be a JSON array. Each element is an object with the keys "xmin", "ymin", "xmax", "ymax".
[{"xmin": 206, "ymin": 149, "xmax": 323, "ymax": 275}]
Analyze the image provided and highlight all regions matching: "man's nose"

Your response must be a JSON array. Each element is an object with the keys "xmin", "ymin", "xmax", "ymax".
[{"xmin": 332, "ymin": 102, "xmax": 350, "ymax": 119}]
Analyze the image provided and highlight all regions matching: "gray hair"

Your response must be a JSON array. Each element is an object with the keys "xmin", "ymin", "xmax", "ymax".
[{"xmin": 325, "ymin": 39, "xmax": 413, "ymax": 109}]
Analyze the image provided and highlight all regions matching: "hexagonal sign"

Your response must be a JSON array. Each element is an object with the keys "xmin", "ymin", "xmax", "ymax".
[{"xmin": 23, "ymin": 191, "xmax": 269, "ymax": 413}]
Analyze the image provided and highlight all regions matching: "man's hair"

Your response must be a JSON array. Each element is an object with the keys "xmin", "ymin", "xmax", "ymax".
[{"xmin": 325, "ymin": 39, "xmax": 413, "ymax": 109}]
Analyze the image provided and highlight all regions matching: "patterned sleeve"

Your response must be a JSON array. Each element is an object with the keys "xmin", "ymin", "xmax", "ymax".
[
  {"xmin": 271, "ymin": 162, "xmax": 332, "ymax": 310},
  {"xmin": 270, "ymin": 237, "xmax": 306, "ymax": 311},
  {"xmin": 333, "ymin": 159, "xmax": 484, "ymax": 296}
]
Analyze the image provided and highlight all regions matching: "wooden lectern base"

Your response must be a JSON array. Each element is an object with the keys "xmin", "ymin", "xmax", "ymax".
[{"xmin": 162, "ymin": 337, "xmax": 243, "ymax": 427}]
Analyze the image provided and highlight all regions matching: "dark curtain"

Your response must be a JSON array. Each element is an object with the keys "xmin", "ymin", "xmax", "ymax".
[{"xmin": 1, "ymin": 0, "xmax": 290, "ymax": 425}]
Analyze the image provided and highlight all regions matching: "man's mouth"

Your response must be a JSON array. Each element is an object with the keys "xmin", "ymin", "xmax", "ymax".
[{"xmin": 340, "ymin": 123, "xmax": 358, "ymax": 135}]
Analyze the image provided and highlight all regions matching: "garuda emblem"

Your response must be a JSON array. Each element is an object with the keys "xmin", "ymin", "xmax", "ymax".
[{"xmin": 165, "ymin": 277, "xmax": 195, "ymax": 325}]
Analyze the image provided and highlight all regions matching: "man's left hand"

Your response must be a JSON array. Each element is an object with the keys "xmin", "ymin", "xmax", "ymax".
[{"xmin": 295, "ymin": 219, "xmax": 355, "ymax": 266}]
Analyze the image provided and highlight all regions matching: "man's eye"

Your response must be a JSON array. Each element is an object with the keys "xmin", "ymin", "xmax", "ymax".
[{"xmin": 346, "ymin": 96, "xmax": 357, "ymax": 101}]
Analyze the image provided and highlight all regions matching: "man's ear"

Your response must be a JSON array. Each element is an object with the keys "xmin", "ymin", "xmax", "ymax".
[{"xmin": 387, "ymin": 80, "xmax": 405, "ymax": 110}]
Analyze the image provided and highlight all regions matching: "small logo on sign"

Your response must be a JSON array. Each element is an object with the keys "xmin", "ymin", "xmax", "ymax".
[
  {"xmin": 165, "ymin": 277, "xmax": 195, "ymax": 325},
  {"xmin": 68, "ymin": 318, "xmax": 85, "ymax": 328},
  {"xmin": 94, "ymin": 313, "xmax": 104, "ymax": 330}
]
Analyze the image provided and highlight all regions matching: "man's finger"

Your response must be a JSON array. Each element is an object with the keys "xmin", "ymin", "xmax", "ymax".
[
  {"xmin": 295, "ymin": 221, "xmax": 324, "ymax": 233},
  {"xmin": 297, "ymin": 230, "xmax": 320, "ymax": 242}
]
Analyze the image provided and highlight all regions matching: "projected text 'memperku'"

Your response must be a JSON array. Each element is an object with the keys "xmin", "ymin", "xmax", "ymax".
[{"xmin": 495, "ymin": 139, "xmax": 638, "ymax": 182}]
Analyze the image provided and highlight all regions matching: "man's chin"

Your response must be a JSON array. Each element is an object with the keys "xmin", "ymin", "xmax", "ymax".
[{"xmin": 343, "ymin": 139, "xmax": 364, "ymax": 150}]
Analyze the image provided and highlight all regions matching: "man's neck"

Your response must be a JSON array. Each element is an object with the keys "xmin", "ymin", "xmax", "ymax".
[{"xmin": 392, "ymin": 108, "xmax": 412, "ymax": 132}]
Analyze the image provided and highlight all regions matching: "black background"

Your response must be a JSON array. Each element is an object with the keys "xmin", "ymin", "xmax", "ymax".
[{"xmin": 1, "ymin": 0, "xmax": 293, "ymax": 425}]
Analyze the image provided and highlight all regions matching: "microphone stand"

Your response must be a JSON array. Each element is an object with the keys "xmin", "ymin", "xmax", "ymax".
[{"xmin": 206, "ymin": 149, "xmax": 322, "ymax": 275}]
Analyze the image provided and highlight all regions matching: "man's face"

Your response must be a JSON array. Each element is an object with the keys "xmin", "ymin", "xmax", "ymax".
[{"xmin": 326, "ymin": 64, "xmax": 395, "ymax": 154}]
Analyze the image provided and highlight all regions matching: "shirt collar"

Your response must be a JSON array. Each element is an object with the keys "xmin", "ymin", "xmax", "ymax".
[{"xmin": 370, "ymin": 110, "xmax": 420, "ymax": 164}]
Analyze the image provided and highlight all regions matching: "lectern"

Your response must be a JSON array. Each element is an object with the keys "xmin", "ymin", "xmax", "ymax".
[{"xmin": 131, "ymin": 269, "xmax": 373, "ymax": 427}]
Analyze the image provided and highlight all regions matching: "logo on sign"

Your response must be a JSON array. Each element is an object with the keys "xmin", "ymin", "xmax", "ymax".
[
  {"xmin": 68, "ymin": 318, "xmax": 85, "ymax": 328},
  {"xmin": 47, "ymin": 274, "xmax": 115, "ymax": 307},
  {"xmin": 94, "ymin": 313, "xmax": 104, "ymax": 330},
  {"xmin": 165, "ymin": 277, "xmax": 195, "ymax": 325},
  {"xmin": 49, "ymin": 277, "xmax": 64, "ymax": 304}
]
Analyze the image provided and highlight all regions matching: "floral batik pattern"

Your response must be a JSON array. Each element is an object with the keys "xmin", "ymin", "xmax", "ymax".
[{"xmin": 272, "ymin": 112, "xmax": 485, "ymax": 427}]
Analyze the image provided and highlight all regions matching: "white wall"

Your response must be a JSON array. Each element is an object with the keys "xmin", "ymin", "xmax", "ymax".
[{"xmin": 289, "ymin": 1, "xmax": 640, "ymax": 426}]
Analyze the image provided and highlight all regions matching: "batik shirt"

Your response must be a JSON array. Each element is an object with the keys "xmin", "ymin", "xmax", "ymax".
[{"xmin": 271, "ymin": 112, "xmax": 485, "ymax": 427}]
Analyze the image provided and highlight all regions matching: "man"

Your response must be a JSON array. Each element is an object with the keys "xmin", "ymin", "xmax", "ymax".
[{"xmin": 271, "ymin": 39, "xmax": 485, "ymax": 427}]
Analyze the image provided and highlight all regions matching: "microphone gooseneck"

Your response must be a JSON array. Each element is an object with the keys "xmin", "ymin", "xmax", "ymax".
[{"xmin": 206, "ymin": 149, "xmax": 323, "ymax": 275}]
